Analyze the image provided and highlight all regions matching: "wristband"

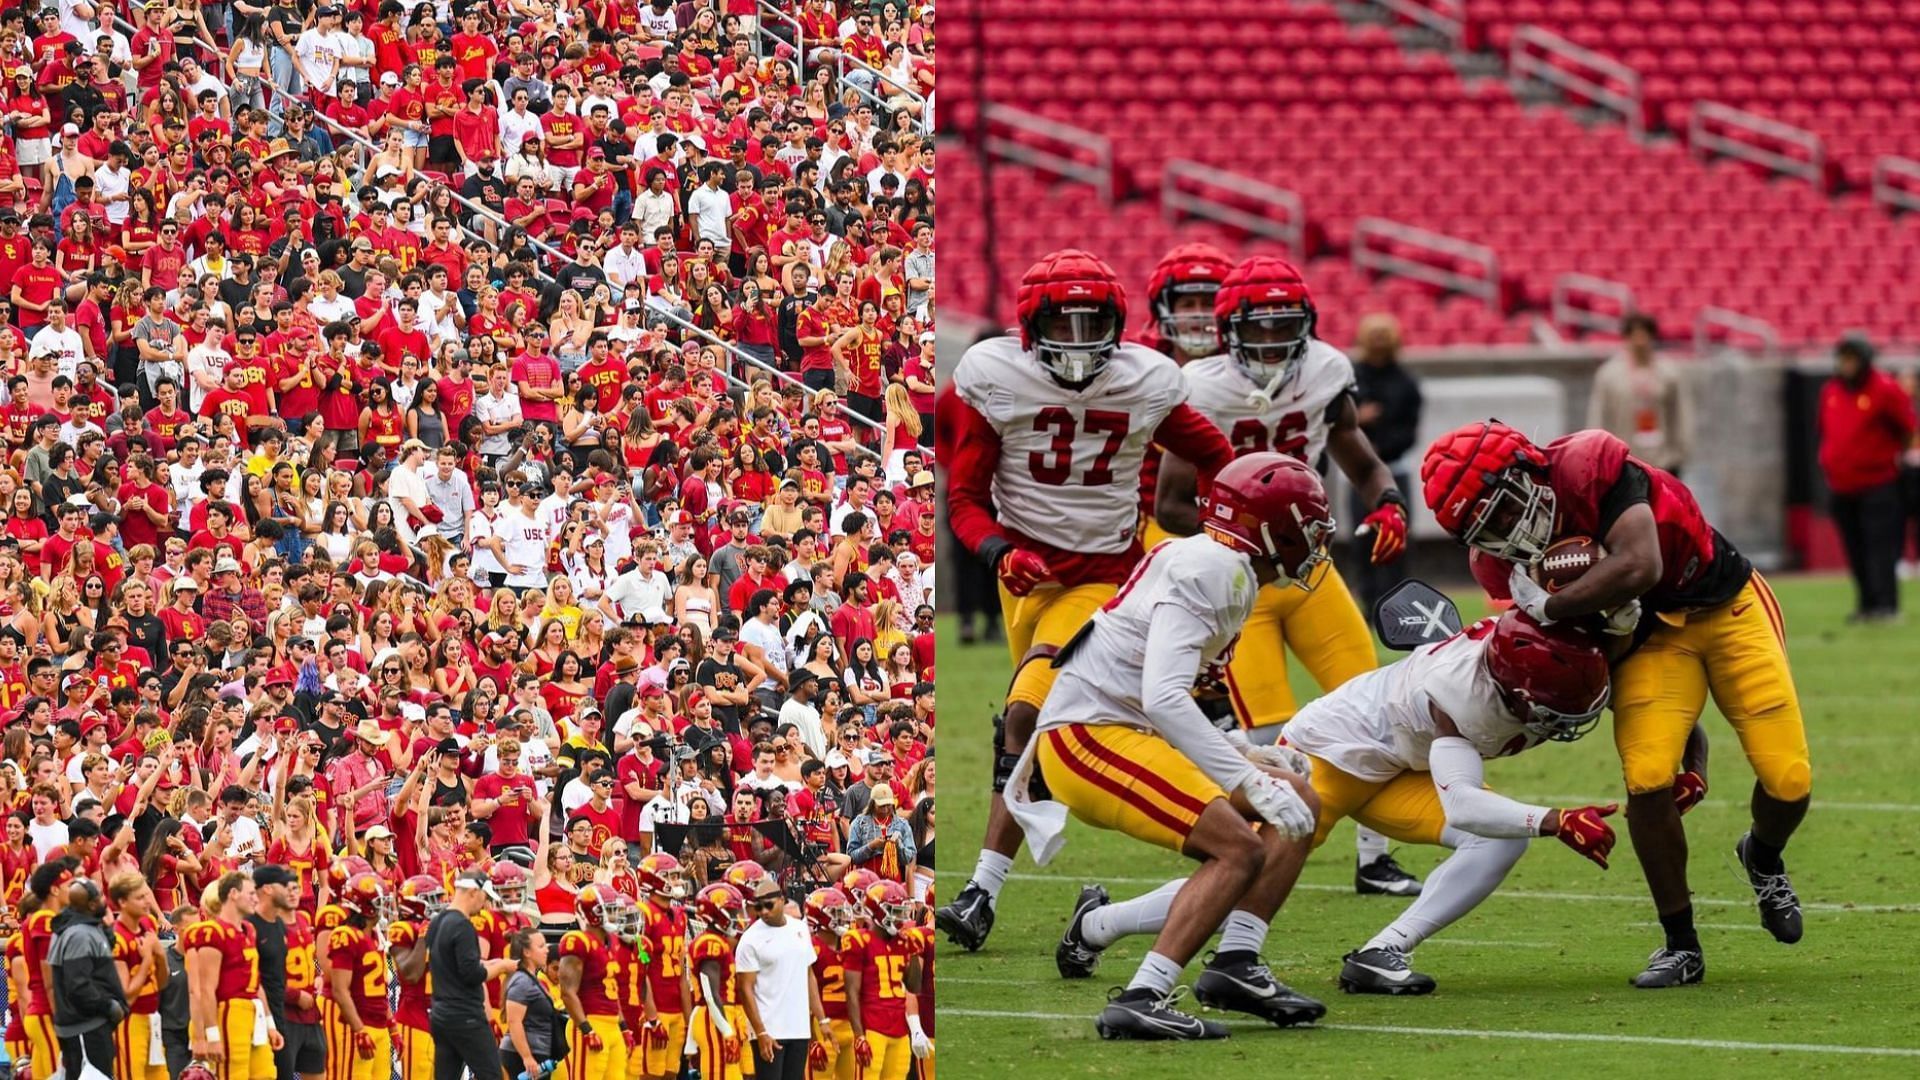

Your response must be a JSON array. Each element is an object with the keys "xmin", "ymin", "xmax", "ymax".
[
  {"xmin": 205, "ymin": 1026, "xmax": 222, "ymax": 1042},
  {"xmin": 906, "ymin": 1016, "xmax": 926, "ymax": 1038},
  {"xmin": 1374, "ymin": 488, "xmax": 1406, "ymax": 511},
  {"xmin": 975, "ymin": 535, "xmax": 1012, "ymax": 572}
]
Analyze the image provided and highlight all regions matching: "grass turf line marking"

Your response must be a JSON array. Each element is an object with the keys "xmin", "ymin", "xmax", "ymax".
[
  {"xmin": 946, "ymin": 871, "xmax": 1920, "ymax": 914},
  {"xmin": 942, "ymin": 1009, "xmax": 1920, "ymax": 1057},
  {"xmin": 1518, "ymin": 793, "xmax": 1920, "ymax": 813}
]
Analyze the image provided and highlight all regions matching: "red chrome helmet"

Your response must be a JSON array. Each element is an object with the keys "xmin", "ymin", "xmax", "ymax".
[
  {"xmin": 1201, "ymin": 453, "xmax": 1335, "ymax": 585},
  {"xmin": 1421, "ymin": 421, "xmax": 1556, "ymax": 563},
  {"xmin": 328, "ymin": 856, "xmax": 373, "ymax": 894},
  {"xmin": 803, "ymin": 887, "xmax": 854, "ymax": 936},
  {"xmin": 575, "ymin": 882, "xmax": 629, "ymax": 932},
  {"xmin": 860, "ymin": 880, "xmax": 914, "ymax": 936},
  {"xmin": 487, "ymin": 862, "xmax": 530, "ymax": 908},
  {"xmin": 1148, "ymin": 242, "xmax": 1233, "ymax": 357},
  {"xmin": 1216, "ymin": 256, "xmax": 1316, "ymax": 392},
  {"xmin": 177, "ymin": 1061, "xmax": 217, "ymax": 1080},
  {"xmin": 339, "ymin": 872, "xmax": 385, "ymax": 922},
  {"xmin": 722, "ymin": 861, "xmax": 770, "ymax": 896},
  {"xmin": 841, "ymin": 868, "xmax": 881, "ymax": 901},
  {"xmin": 636, "ymin": 852, "xmax": 687, "ymax": 901},
  {"xmin": 690, "ymin": 882, "xmax": 750, "ymax": 937},
  {"xmin": 1015, "ymin": 248, "xmax": 1126, "ymax": 386},
  {"xmin": 1483, "ymin": 610, "xmax": 1611, "ymax": 743},
  {"xmin": 396, "ymin": 875, "xmax": 446, "ymax": 921}
]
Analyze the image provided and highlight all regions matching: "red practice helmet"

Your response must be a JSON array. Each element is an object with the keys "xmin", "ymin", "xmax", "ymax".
[
  {"xmin": 487, "ymin": 862, "xmax": 530, "ymax": 908},
  {"xmin": 690, "ymin": 882, "xmax": 751, "ymax": 937},
  {"xmin": 1484, "ymin": 610, "xmax": 1612, "ymax": 743},
  {"xmin": 635, "ymin": 852, "xmax": 687, "ymax": 901},
  {"xmin": 177, "ymin": 1061, "xmax": 217, "ymax": 1080},
  {"xmin": 328, "ymin": 856, "xmax": 373, "ymax": 894},
  {"xmin": 803, "ymin": 887, "xmax": 854, "ymax": 936},
  {"xmin": 1147, "ymin": 242, "xmax": 1233, "ymax": 357},
  {"xmin": 1201, "ymin": 453, "xmax": 1335, "ymax": 585},
  {"xmin": 1015, "ymin": 249, "xmax": 1126, "ymax": 386},
  {"xmin": 860, "ymin": 880, "xmax": 915, "ymax": 936},
  {"xmin": 396, "ymin": 875, "xmax": 446, "ymax": 922},
  {"xmin": 1421, "ymin": 421, "xmax": 1556, "ymax": 563},
  {"xmin": 1215, "ymin": 256, "xmax": 1315, "ymax": 391},
  {"xmin": 338, "ymin": 872, "xmax": 385, "ymax": 922}
]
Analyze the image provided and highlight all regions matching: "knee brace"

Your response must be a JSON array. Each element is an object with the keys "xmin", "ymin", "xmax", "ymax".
[{"xmin": 990, "ymin": 712, "xmax": 1019, "ymax": 794}]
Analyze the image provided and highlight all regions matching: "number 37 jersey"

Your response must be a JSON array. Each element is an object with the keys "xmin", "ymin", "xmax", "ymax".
[{"xmin": 1183, "ymin": 341, "xmax": 1357, "ymax": 470}]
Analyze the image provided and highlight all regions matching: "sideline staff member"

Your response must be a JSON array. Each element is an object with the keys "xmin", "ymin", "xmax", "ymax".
[{"xmin": 429, "ymin": 871, "xmax": 518, "ymax": 1080}]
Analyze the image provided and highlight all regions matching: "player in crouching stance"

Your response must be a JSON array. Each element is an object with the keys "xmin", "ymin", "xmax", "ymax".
[
  {"xmin": 1006, "ymin": 453, "xmax": 1328, "ymax": 1040},
  {"xmin": 1057, "ymin": 602, "xmax": 1622, "ymax": 997}
]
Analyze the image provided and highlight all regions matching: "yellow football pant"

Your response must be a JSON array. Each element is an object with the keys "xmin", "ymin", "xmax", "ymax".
[
  {"xmin": 1037, "ymin": 723, "xmax": 1226, "ymax": 854},
  {"xmin": 638, "ymin": 1010, "xmax": 686, "ymax": 1078},
  {"xmin": 864, "ymin": 1033, "xmax": 911, "ymax": 1080},
  {"xmin": 690, "ymin": 1005, "xmax": 752, "ymax": 1080},
  {"xmin": 345, "ymin": 1025, "xmax": 390, "ymax": 1080},
  {"xmin": 567, "ymin": 1016, "xmax": 629, "ymax": 1080},
  {"xmin": 1000, "ymin": 583, "xmax": 1117, "ymax": 711},
  {"xmin": 23, "ymin": 1014, "xmax": 55, "ymax": 1080},
  {"xmin": 113, "ymin": 1010, "xmax": 166, "ymax": 1080},
  {"xmin": 1221, "ymin": 561, "xmax": 1377, "ymax": 729},
  {"xmin": 808, "ymin": 1018, "xmax": 854, "ymax": 1080},
  {"xmin": 1612, "ymin": 575, "xmax": 1811, "ymax": 799},
  {"xmin": 1305, "ymin": 755, "xmax": 1451, "ymax": 851},
  {"xmin": 216, "ymin": 999, "xmax": 277, "ymax": 1080},
  {"xmin": 395, "ymin": 1024, "xmax": 433, "ymax": 1080}
]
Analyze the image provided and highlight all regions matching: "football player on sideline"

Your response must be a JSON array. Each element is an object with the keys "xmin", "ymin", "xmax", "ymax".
[
  {"xmin": 935, "ymin": 249, "xmax": 1236, "ymax": 952},
  {"xmin": 1007, "ymin": 453, "xmax": 1328, "ymax": 1040},
  {"xmin": 1423, "ymin": 421, "xmax": 1811, "ymax": 987},
  {"xmin": 1154, "ymin": 255, "xmax": 1423, "ymax": 897},
  {"xmin": 1058, "ymin": 607, "xmax": 1627, "ymax": 996}
]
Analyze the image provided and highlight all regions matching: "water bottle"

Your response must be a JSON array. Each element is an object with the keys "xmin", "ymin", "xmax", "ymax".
[{"xmin": 517, "ymin": 1059, "xmax": 557, "ymax": 1080}]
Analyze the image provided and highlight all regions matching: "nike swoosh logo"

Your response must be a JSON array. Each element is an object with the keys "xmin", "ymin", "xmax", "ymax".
[
  {"xmin": 1212, "ymin": 973, "xmax": 1278, "ymax": 999},
  {"xmin": 1731, "ymin": 603, "xmax": 1752, "ymax": 616},
  {"xmin": 1352, "ymin": 962, "xmax": 1412, "ymax": 982},
  {"xmin": 1135, "ymin": 1010, "xmax": 1201, "ymax": 1035}
]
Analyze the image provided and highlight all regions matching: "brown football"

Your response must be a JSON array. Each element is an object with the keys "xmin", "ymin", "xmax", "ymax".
[{"xmin": 1531, "ymin": 536, "xmax": 1606, "ymax": 593}]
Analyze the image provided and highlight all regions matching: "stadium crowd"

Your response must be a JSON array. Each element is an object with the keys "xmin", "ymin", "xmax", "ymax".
[{"xmin": 0, "ymin": 0, "xmax": 934, "ymax": 1078}]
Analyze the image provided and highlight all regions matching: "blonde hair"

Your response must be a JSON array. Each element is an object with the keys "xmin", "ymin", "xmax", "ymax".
[{"xmin": 885, "ymin": 383, "xmax": 921, "ymax": 437}]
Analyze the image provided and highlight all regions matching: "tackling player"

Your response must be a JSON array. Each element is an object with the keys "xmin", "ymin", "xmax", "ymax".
[
  {"xmin": 1007, "ymin": 453, "xmax": 1328, "ymax": 1040},
  {"xmin": 557, "ymin": 884, "xmax": 634, "ymax": 1080},
  {"xmin": 935, "ymin": 248, "xmax": 1236, "ymax": 952},
  {"xmin": 324, "ymin": 873, "xmax": 391, "ymax": 1080},
  {"xmin": 1422, "ymin": 420, "xmax": 1812, "ymax": 987},
  {"xmin": 186, "ymin": 871, "xmax": 282, "ymax": 1080},
  {"xmin": 1154, "ymin": 255, "xmax": 1422, "ymax": 897},
  {"xmin": 634, "ymin": 854, "xmax": 692, "ymax": 1080},
  {"xmin": 388, "ymin": 875, "xmax": 446, "ymax": 1080}
]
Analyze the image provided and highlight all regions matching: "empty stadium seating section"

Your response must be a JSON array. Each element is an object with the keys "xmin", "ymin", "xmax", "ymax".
[{"xmin": 944, "ymin": 0, "xmax": 1920, "ymax": 348}]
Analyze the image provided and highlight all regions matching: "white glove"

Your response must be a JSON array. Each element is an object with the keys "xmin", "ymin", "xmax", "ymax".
[
  {"xmin": 1506, "ymin": 563, "xmax": 1554, "ymax": 624},
  {"xmin": 1242, "ymin": 741, "xmax": 1313, "ymax": 779},
  {"xmin": 1240, "ymin": 770, "xmax": 1316, "ymax": 840},
  {"xmin": 1600, "ymin": 598, "xmax": 1642, "ymax": 636},
  {"xmin": 907, "ymin": 1017, "xmax": 933, "ymax": 1059}
]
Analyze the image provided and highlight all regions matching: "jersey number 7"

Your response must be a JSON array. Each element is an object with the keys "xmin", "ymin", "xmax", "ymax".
[{"xmin": 1029, "ymin": 408, "xmax": 1131, "ymax": 486}]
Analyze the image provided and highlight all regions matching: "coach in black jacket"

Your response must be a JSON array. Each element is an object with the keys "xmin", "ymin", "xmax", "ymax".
[{"xmin": 49, "ymin": 879, "xmax": 129, "ymax": 1079}]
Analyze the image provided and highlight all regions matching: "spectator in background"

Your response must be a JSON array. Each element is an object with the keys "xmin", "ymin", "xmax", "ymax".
[
  {"xmin": 1898, "ymin": 370, "xmax": 1920, "ymax": 582},
  {"xmin": 1348, "ymin": 313, "xmax": 1422, "ymax": 615},
  {"xmin": 1818, "ymin": 333, "xmax": 1916, "ymax": 623},
  {"xmin": 1589, "ymin": 313, "xmax": 1692, "ymax": 479}
]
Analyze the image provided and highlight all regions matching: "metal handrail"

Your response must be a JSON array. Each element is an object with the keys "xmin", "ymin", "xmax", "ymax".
[
  {"xmin": 1352, "ymin": 218, "xmax": 1501, "ymax": 306},
  {"xmin": 1550, "ymin": 273, "xmax": 1634, "ymax": 334},
  {"xmin": 981, "ymin": 102, "xmax": 1117, "ymax": 203},
  {"xmin": 839, "ymin": 53, "xmax": 928, "ymax": 112},
  {"xmin": 756, "ymin": 0, "xmax": 807, "ymax": 81},
  {"xmin": 1693, "ymin": 307, "xmax": 1781, "ymax": 357},
  {"xmin": 1369, "ymin": 0, "xmax": 1467, "ymax": 47},
  {"xmin": 1689, "ymin": 101, "xmax": 1825, "ymax": 187},
  {"xmin": 1162, "ymin": 159, "xmax": 1304, "ymax": 259},
  {"xmin": 1510, "ymin": 25, "xmax": 1644, "ymax": 139},
  {"xmin": 1870, "ymin": 156, "xmax": 1920, "ymax": 213}
]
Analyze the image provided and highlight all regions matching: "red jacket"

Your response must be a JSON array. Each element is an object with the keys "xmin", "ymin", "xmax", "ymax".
[{"xmin": 1819, "ymin": 369, "xmax": 1916, "ymax": 496}]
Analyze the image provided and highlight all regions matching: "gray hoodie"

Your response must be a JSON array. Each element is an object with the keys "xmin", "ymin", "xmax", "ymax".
[{"xmin": 48, "ymin": 905, "xmax": 128, "ymax": 1037}]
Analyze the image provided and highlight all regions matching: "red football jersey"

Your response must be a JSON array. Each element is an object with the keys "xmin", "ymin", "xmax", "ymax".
[
  {"xmin": 557, "ymin": 929, "xmax": 623, "ymax": 1017},
  {"xmin": 182, "ymin": 918, "xmax": 261, "ymax": 1001},
  {"xmin": 812, "ymin": 931, "xmax": 847, "ymax": 1021},
  {"xmin": 841, "ymin": 927, "xmax": 911, "ymax": 1037},
  {"xmin": 687, "ymin": 931, "xmax": 736, "ymax": 1006},
  {"xmin": 283, "ymin": 911, "xmax": 322, "ymax": 1024},
  {"xmin": 385, "ymin": 919, "xmax": 433, "ymax": 1029},
  {"xmin": 328, "ymin": 924, "xmax": 392, "ymax": 1025},
  {"xmin": 112, "ymin": 916, "xmax": 163, "ymax": 1014},
  {"xmin": 639, "ymin": 900, "xmax": 688, "ymax": 1014}
]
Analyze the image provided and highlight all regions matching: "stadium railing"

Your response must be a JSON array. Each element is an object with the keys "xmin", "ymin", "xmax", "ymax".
[
  {"xmin": 1371, "ymin": 0, "xmax": 1469, "ymax": 48},
  {"xmin": 1693, "ymin": 307, "xmax": 1783, "ymax": 358},
  {"xmin": 1352, "ymin": 218, "xmax": 1503, "ymax": 309},
  {"xmin": 1162, "ymin": 159, "xmax": 1306, "ymax": 261},
  {"xmin": 1551, "ymin": 273, "xmax": 1635, "ymax": 337},
  {"xmin": 1509, "ymin": 25, "xmax": 1645, "ymax": 140},
  {"xmin": 1689, "ymin": 102, "xmax": 1829, "ymax": 190},
  {"xmin": 1870, "ymin": 156, "xmax": 1920, "ymax": 213},
  {"xmin": 980, "ymin": 104, "xmax": 1118, "ymax": 203}
]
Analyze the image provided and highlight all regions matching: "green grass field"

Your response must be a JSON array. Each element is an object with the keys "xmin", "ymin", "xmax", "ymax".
[{"xmin": 937, "ymin": 574, "xmax": 1920, "ymax": 1078}]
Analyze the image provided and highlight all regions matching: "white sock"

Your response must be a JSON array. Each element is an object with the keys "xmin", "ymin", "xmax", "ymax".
[
  {"xmin": 1218, "ymin": 910, "xmax": 1270, "ymax": 956},
  {"xmin": 1355, "ymin": 825, "xmax": 1390, "ymax": 863},
  {"xmin": 1364, "ymin": 829, "xmax": 1527, "ymax": 953},
  {"xmin": 971, "ymin": 850, "xmax": 1014, "ymax": 903},
  {"xmin": 1082, "ymin": 879, "xmax": 1185, "ymax": 949},
  {"xmin": 1126, "ymin": 950, "xmax": 1185, "ymax": 996}
]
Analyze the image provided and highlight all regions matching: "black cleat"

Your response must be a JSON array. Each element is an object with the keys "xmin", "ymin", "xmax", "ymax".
[
  {"xmin": 1630, "ymin": 947, "xmax": 1705, "ymax": 988},
  {"xmin": 1735, "ymin": 832, "xmax": 1804, "ymax": 944},
  {"xmin": 934, "ymin": 882, "xmax": 995, "ymax": 952},
  {"xmin": 1193, "ymin": 951, "xmax": 1327, "ymax": 1027},
  {"xmin": 1095, "ymin": 986, "xmax": 1229, "ymax": 1041},
  {"xmin": 1056, "ymin": 883, "xmax": 1110, "ymax": 979},
  {"xmin": 1355, "ymin": 852, "xmax": 1424, "ymax": 896},
  {"xmin": 1338, "ymin": 946, "xmax": 1437, "ymax": 995}
]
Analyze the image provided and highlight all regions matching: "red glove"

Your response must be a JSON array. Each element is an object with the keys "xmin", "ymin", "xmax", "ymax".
[
  {"xmin": 354, "ymin": 1031, "xmax": 376, "ymax": 1060},
  {"xmin": 854, "ymin": 1037, "xmax": 874, "ymax": 1066},
  {"xmin": 583, "ymin": 1030, "xmax": 604, "ymax": 1052},
  {"xmin": 808, "ymin": 1041, "xmax": 830, "ymax": 1071},
  {"xmin": 622, "ymin": 1029, "xmax": 638, "ymax": 1051},
  {"xmin": 1553, "ymin": 803, "xmax": 1619, "ymax": 869},
  {"xmin": 1360, "ymin": 501, "xmax": 1407, "ymax": 564},
  {"xmin": 643, "ymin": 1020, "xmax": 667, "ymax": 1050},
  {"xmin": 720, "ymin": 1037, "xmax": 740, "ymax": 1064},
  {"xmin": 1672, "ymin": 771, "xmax": 1707, "ymax": 815},
  {"xmin": 996, "ymin": 547, "xmax": 1054, "ymax": 596}
]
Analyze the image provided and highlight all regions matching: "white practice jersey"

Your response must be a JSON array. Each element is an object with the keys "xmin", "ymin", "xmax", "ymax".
[
  {"xmin": 1183, "ymin": 340, "xmax": 1358, "ymax": 470},
  {"xmin": 952, "ymin": 336, "xmax": 1189, "ymax": 554},
  {"xmin": 1282, "ymin": 619, "xmax": 1543, "ymax": 782},
  {"xmin": 1040, "ymin": 534, "xmax": 1257, "ymax": 734}
]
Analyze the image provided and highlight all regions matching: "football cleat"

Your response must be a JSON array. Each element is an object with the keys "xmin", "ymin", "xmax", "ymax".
[
  {"xmin": 934, "ymin": 882, "xmax": 995, "ymax": 952},
  {"xmin": 1735, "ymin": 833, "xmax": 1803, "ymax": 944},
  {"xmin": 1193, "ymin": 952, "xmax": 1326, "ymax": 1027},
  {"xmin": 1629, "ymin": 947, "xmax": 1705, "ymax": 989},
  {"xmin": 1055, "ymin": 883, "xmax": 1110, "ymax": 979},
  {"xmin": 1355, "ymin": 853, "xmax": 1425, "ymax": 897},
  {"xmin": 1094, "ymin": 986, "xmax": 1228, "ymax": 1042},
  {"xmin": 1338, "ymin": 946, "xmax": 1436, "ymax": 995}
]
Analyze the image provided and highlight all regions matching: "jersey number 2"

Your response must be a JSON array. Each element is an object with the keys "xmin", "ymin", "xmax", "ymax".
[{"xmin": 1029, "ymin": 408, "xmax": 1130, "ymax": 486}]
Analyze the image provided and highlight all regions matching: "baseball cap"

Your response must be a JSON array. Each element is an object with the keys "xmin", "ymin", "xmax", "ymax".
[
  {"xmin": 263, "ymin": 668, "xmax": 294, "ymax": 688},
  {"xmin": 624, "ymin": 298, "xmax": 644, "ymax": 312},
  {"xmin": 363, "ymin": 824, "xmax": 395, "ymax": 841},
  {"xmin": 919, "ymin": 331, "xmax": 936, "ymax": 343},
  {"xmin": 587, "ymin": 146, "xmax": 607, "ymax": 160},
  {"xmin": 452, "ymin": 869, "xmax": 488, "ymax": 891},
  {"xmin": 253, "ymin": 864, "xmax": 297, "ymax": 888},
  {"xmin": 380, "ymin": 71, "xmax": 400, "ymax": 86},
  {"xmin": 62, "ymin": 673, "xmax": 90, "ymax": 692},
  {"xmin": 639, "ymin": 682, "xmax": 665, "ymax": 698}
]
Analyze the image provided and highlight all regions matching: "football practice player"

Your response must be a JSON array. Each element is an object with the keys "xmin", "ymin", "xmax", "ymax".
[
  {"xmin": 935, "ymin": 249, "xmax": 1235, "ymax": 952},
  {"xmin": 1423, "ymin": 420, "xmax": 1811, "ymax": 987},
  {"xmin": 1007, "ymin": 453, "xmax": 1330, "ymax": 1040},
  {"xmin": 1134, "ymin": 243, "xmax": 1236, "ymax": 538},
  {"xmin": 1154, "ymin": 255, "xmax": 1422, "ymax": 897}
]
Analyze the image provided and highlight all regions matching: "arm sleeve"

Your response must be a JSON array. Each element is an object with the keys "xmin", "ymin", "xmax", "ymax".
[
  {"xmin": 1428, "ymin": 736, "xmax": 1552, "ymax": 839},
  {"xmin": 1140, "ymin": 605, "xmax": 1256, "ymax": 794},
  {"xmin": 1151, "ymin": 403, "xmax": 1235, "ymax": 493},
  {"xmin": 934, "ymin": 384, "xmax": 1008, "ymax": 560},
  {"xmin": 439, "ymin": 914, "xmax": 488, "ymax": 987}
]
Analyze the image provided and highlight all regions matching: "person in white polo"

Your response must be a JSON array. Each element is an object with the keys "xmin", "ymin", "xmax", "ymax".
[{"xmin": 733, "ymin": 878, "xmax": 824, "ymax": 1080}]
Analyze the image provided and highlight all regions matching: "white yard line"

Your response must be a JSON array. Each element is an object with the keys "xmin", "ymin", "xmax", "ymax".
[
  {"xmin": 940, "ymin": 1009, "xmax": 1920, "ymax": 1057},
  {"xmin": 1517, "ymin": 794, "xmax": 1920, "ymax": 813}
]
